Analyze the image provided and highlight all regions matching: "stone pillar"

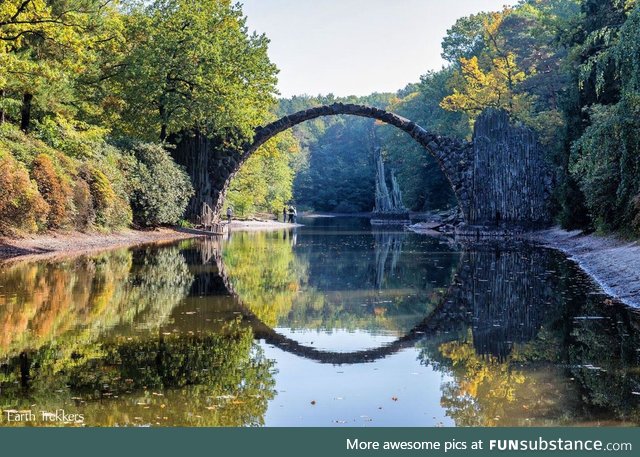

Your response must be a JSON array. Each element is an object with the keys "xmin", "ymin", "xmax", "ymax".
[
  {"xmin": 170, "ymin": 131, "xmax": 243, "ymax": 220},
  {"xmin": 469, "ymin": 110, "xmax": 552, "ymax": 228}
]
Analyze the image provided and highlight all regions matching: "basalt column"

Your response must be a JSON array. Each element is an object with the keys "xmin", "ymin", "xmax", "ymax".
[
  {"xmin": 448, "ymin": 245, "xmax": 559, "ymax": 360},
  {"xmin": 469, "ymin": 110, "xmax": 553, "ymax": 228},
  {"xmin": 170, "ymin": 131, "xmax": 242, "ymax": 220}
]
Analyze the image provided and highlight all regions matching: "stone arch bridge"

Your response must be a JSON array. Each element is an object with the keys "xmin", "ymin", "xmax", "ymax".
[{"xmin": 173, "ymin": 104, "xmax": 552, "ymax": 229}]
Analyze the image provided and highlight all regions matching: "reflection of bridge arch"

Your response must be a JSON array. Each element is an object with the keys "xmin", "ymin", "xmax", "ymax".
[
  {"xmin": 207, "ymin": 237, "xmax": 469, "ymax": 365},
  {"xmin": 196, "ymin": 237, "xmax": 558, "ymax": 365}
]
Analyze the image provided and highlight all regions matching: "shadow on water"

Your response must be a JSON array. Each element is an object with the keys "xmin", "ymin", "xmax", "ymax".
[{"xmin": 0, "ymin": 217, "xmax": 639, "ymax": 425}]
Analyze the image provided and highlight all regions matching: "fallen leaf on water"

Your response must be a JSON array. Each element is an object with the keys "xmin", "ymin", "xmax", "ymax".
[{"xmin": 310, "ymin": 400, "xmax": 316, "ymax": 405}]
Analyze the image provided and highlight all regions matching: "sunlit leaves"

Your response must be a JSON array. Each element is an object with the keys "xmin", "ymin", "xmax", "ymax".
[{"xmin": 113, "ymin": 0, "xmax": 278, "ymax": 141}]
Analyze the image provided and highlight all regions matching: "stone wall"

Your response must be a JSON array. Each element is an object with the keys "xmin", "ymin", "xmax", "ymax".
[
  {"xmin": 469, "ymin": 109, "xmax": 552, "ymax": 228},
  {"xmin": 171, "ymin": 131, "xmax": 243, "ymax": 219}
]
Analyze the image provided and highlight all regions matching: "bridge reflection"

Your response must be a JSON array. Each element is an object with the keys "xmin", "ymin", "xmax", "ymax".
[{"xmin": 189, "ymin": 236, "xmax": 559, "ymax": 365}]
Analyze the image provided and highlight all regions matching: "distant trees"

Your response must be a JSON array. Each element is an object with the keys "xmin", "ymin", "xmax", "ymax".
[
  {"xmin": 225, "ymin": 130, "xmax": 299, "ymax": 218},
  {"xmin": 276, "ymin": 94, "xmax": 392, "ymax": 213}
]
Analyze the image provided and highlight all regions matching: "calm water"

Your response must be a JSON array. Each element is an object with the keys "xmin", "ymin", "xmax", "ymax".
[{"xmin": 1, "ymin": 216, "xmax": 639, "ymax": 426}]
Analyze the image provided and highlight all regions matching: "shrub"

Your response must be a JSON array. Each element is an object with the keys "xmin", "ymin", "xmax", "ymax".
[
  {"xmin": 72, "ymin": 177, "xmax": 95, "ymax": 230},
  {"xmin": 83, "ymin": 166, "xmax": 132, "ymax": 231},
  {"xmin": 123, "ymin": 143, "xmax": 194, "ymax": 227},
  {"xmin": 0, "ymin": 153, "xmax": 49, "ymax": 234},
  {"xmin": 31, "ymin": 154, "xmax": 72, "ymax": 229}
]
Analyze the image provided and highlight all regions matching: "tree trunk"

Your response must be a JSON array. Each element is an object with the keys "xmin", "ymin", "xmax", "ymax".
[
  {"xmin": 171, "ymin": 130, "xmax": 215, "ymax": 219},
  {"xmin": 19, "ymin": 352, "xmax": 30, "ymax": 388},
  {"xmin": 0, "ymin": 89, "xmax": 5, "ymax": 124},
  {"xmin": 20, "ymin": 92, "xmax": 33, "ymax": 132},
  {"xmin": 159, "ymin": 104, "xmax": 167, "ymax": 141}
]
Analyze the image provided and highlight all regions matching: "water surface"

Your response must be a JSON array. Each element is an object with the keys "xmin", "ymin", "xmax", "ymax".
[{"xmin": 1, "ymin": 217, "xmax": 639, "ymax": 426}]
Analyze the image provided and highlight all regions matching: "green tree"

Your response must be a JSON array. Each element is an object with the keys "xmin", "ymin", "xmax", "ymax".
[
  {"xmin": 113, "ymin": 0, "xmax": 277, "ymax": 142},
  {"xmin": 569, "ymin": 2, "xmax": 640, "ymax": 234},
  {"xmin": 0, "ymin": 1, "xmax": 123, "ymax": 131},
  {"xmin": 122, "ymin": 142, "xmax": 194, "ymax": 226}
]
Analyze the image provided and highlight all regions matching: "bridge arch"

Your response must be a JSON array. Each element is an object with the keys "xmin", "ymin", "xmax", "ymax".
[{"xmin": 211, "ymin": 103, "xmax": 473, "ymax": 221}]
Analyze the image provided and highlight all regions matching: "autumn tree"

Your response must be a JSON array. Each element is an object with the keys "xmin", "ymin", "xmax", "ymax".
[{"xmin": 440, "ymin": 9, "xmax": 535, "ymax": 123}]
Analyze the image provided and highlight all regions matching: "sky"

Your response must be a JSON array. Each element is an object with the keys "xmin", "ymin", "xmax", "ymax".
[{"xmin": 241, "ymin": 0, "xmax": 519, "ymax": 97}]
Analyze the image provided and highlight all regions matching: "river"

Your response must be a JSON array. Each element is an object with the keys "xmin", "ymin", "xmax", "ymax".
[{"xmin": 1, "ymin": 216, "xmax": 639, "ymax": 426}]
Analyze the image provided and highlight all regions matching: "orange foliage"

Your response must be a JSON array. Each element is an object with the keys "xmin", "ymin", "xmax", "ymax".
[
  {"xmin": 0, "ymin": 153, "xmax": 49, "ymax": 234},
  {"xmin": 31, "ymin": 154, "xmax": 72, "ymax": 229}
]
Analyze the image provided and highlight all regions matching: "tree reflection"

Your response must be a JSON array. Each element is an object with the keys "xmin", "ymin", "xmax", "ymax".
[
  {"xmin": 221, "ymin": 231, "xmax": 308, "ymax": 328},
  {"xmin": 419, "ymin": 245, "xmax": 640, "ymax": 426},
  {"xmin": 219, "ymin": 229, "xmax": 459, "ymax": 334},
  {"xmin": 0, "ymin": 245, "xmax": 193, "ymax": 359},
  {"xmin": 0, "ymin": 321, "xmax": 275, "ymax": 426}
]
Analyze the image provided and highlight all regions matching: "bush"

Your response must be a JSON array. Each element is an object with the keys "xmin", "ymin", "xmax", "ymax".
[
  {"xmin": 31, "ymin": 154, "xmax": 72, "ymax": 229},
  {"xmin": 83, "ymin": 165, "xmax": 132, "ymax": 231},
  {"xmin": 72, "ymin": 177, "xmax": 95, "ymax": 230},
  {"xmin": 0, "ymin": 153, "xmax": 49, "ymax": 234},
  {"xmin": 123, "ymin": 143, "xmax": 194, "ymax": 227}
]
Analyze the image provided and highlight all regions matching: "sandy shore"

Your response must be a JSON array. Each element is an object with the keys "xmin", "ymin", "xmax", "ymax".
[
  {"xmin": 227, "ymin": 219, "xmax": 302, "ymax": 231},
  {"xmin": 528, "ymin": 228, "xmax": 640, "ymax": 308},
  {"xmin": 0, "ymin": 220, "xmax": 303, "ymax": 262},
  {"xmin": 0, "ymin": 228, "xmax": 202, "ymax": 262}
]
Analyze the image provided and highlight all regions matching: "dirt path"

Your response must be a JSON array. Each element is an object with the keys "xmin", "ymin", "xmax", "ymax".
[
  {"xmin": 528, "ymin": 228, "xmax": 640, "ymax": 308},
  {"xmin": 0, "ymin": 220, "xmax": 303, "ymax": 262},
  {"xmin": 227, "ymin": 219, "xmax": 302, "ymax": 231},
  {"xmin": 0, "ymin": 228, "xmax": 202, "ymax": 262}
]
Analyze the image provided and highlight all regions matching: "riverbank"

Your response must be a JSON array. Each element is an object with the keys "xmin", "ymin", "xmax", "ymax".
[
  {"xmin": 528, "ymin": 228, "xmax": 640, "ymax": 308},
  {"xmin": 0, "ymin": 220, "xmax": 303, "ymax": 262},
  {"xmin": 0, "ymin": 228, "xmax": 201, "ymax": 262},
  {"xmin": 228, "ymin": 219, "xmax": 302, "ymax": 231}
]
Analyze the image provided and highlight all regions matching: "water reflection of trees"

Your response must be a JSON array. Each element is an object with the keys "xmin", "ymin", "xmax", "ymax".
[
  {"xmin": 418, "ymin": 245, "xmax": 640, "ymax": 426},
  {"xmin": 0, "ymin": 321, "xmax": 275, "ymax": 426},
  {"xmin": 0, "ymin": 245, "xmax": 277, "ymax": 426},
  {"xmin": 220, "ymin": 231, "xmax": 308, "ymax": 328},
  {"xmin": 219, "ymin": 230, "xmax": 460, "ymax": 334},
  {"xmin": 0, "ymin": 245, "xmax": 193, "ymax": 358}
]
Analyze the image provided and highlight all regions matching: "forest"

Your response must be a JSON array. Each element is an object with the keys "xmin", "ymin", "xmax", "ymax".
[{"xmin": 1, "ymin": 0, "xmax": 640, "ymax": 237}]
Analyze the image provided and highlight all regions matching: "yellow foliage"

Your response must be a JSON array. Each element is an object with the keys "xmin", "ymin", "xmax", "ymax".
[
  {"xmin": 441, "ymin": 54, "xmax": 533, "ymax": 119},
  {"xmin": 440, "ymin": 7, "xmax": 535, "ymax": 125}
]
